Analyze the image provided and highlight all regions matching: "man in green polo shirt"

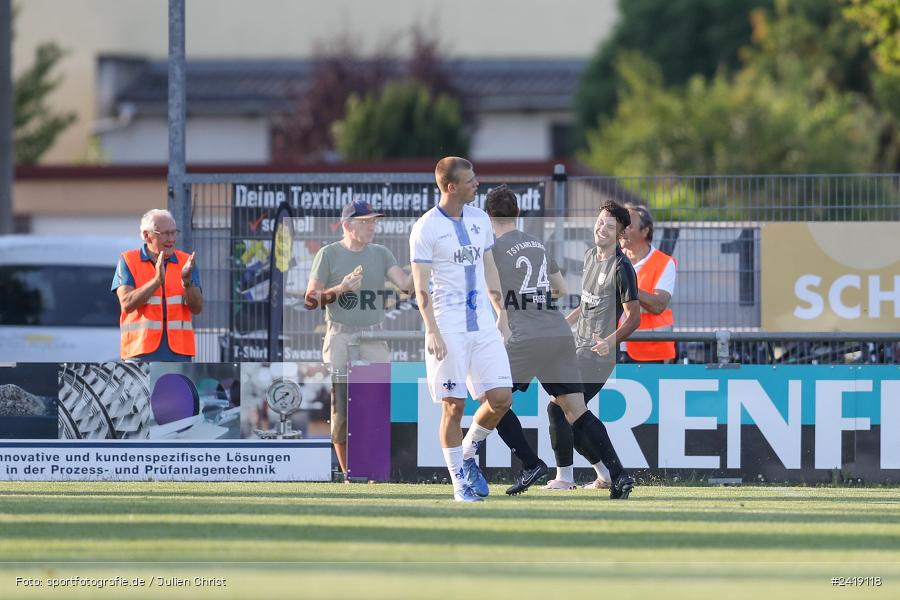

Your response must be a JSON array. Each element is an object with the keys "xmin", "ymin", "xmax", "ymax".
[{"xmin": 305, "ymin": 200, "xmax": 412, "ymax": 479}]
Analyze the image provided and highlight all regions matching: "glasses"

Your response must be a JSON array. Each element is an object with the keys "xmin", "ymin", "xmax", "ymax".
[{"xmin": 152, "ymin": 229, "xmax": 180, "ymax": 239}]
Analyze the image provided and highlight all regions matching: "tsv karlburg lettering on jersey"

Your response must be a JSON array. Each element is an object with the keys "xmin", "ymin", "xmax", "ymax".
[{"xmin": 453, "ymin": 245, "xmax": 482, "ymax": 265}]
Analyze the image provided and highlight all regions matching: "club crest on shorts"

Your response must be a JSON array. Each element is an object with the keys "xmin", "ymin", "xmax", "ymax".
[{"xmin": 442, "ymin": 379, "xmax": 457, "ymax": 391}]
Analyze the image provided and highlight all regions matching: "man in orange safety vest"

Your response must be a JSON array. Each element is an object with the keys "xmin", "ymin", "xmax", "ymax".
[
  {"xmin": 112, "ymin": 209, "xmax": 203, "ymax": 361},
  {"xmin": 619, "ymin": 203, "xmax": 677, "ymax": 363}
]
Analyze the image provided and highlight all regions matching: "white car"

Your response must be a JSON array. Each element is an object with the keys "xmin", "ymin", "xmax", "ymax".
[{"xmin": 0, "ymin": 235, "xmax": 135, "ymax": 362}]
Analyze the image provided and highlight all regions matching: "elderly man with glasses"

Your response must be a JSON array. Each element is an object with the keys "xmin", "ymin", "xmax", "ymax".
[{"xmin": 111, "ymin": 208, "xmax": 203, "ymax": 362}]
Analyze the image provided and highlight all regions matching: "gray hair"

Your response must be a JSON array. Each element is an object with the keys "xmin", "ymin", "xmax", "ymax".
[
  {"xmin": 624, "ymin": 202, "xmax": 654, "ymax": 243},
  {"xmin": 139, "ymin": 209, "xmax": 175, "ymax": 237}
]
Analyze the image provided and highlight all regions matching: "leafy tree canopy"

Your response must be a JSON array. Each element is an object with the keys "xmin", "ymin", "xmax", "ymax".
[{"xmin": 332, "ymin": 80, "xmax": 468, "ymax": 161}]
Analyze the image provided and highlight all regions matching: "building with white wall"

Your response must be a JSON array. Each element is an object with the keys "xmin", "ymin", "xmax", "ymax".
[
  {"xmin": 14, "ymin": 0, "xmax": 616, "ymax": 163},
  {"xmin": 95, "ymin": 56, "xmax": 587, "ymax": 164}
]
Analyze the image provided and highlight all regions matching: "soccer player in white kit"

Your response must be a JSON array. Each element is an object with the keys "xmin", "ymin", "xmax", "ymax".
[{"xmin": 409, "ymin": 157, "xmax": 514, "ymax": 502}]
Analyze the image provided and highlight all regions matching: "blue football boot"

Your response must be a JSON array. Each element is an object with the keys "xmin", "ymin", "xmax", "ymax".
[
  {"xmin": 462, "ymin": 457, "xmax": 489, "ymax": 497},
  {"xmin": 453, "ymin": 483, "xmax": 484, "ymax": 502}
]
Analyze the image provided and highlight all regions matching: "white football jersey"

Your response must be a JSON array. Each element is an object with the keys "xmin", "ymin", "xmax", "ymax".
[{"xmin": 410, "ymin": 205, "xmax": 496, "ymax": 334}]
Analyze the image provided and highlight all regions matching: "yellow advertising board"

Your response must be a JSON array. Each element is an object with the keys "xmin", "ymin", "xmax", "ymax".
[{"xmin": 762, "ymin": 223, "xmax": 900, "ymax": 332}]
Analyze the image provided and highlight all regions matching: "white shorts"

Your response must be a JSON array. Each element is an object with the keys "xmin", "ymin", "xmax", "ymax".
[{"xmin": 425, "ymin": 329, "xmax": 512, "ymax": 403}]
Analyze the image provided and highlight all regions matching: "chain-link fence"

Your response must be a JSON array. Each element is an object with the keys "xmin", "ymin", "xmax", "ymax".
[
  {"xmin": 181, "ymin": 171, "xmax": 900, "ymax": 365},
  {"xmin": 566, "ymin": 174, "xmax": 900, "ymax": 331}
]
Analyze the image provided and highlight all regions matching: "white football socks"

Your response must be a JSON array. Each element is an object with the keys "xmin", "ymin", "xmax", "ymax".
[
  {"xmin": 443, "ymin": 446, "xmax": 464, "ymax": 487},
  {"xmin": 555, "ymin": 465, "xmax": 574, "ymax": 482},
  {"xmin": 592, "ymin": 461, "xmax": 611, "ymax": 483},
  {"xmin": 461, "ymin": 423, "xmax": 492, "ymax": 461}
]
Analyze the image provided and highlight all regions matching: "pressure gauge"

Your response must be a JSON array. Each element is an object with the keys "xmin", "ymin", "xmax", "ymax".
[{"xmin": 265, "ymin": 378, "xmax": 302, "ymax": 416}]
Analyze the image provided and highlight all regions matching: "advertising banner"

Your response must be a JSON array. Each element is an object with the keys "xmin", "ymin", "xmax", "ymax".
[
  {"xmin": 0, "ymin": 362, "xmax": 332, "ymax": 481},
  {"xmin": 762, "ymin": 222, "xmax": 900, "ymax": 332},
  {"xmin": 389, "ymin": 363, "xmax": 900, "ymax": 483},
  {"xmin": 9, "ymin": 361, "xmax": 897, "ymax": 483},
  {"xmin": 0, "ymin": 441, "xmax": 330, "ymax": 481}
]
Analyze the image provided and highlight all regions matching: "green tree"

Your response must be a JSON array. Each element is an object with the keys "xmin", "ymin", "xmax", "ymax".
[
  {"xmin": 843, "ymin": 0, "xmax": 900, "ymax": 73},
  {"xmin": 272, "ymin": 26, "xmax": 465, "ymax": 162},
  {"xmin": 842, "ymin": 0, "xmax": 900, "ymax": 166},
  {"xmin": 743, "ymin": 0, "xmax": 875, "ymax": 99},
  {"xmin": 332, "ymin": 80, "xmax": 468, "ymax": 160},
  {"xmin": 744, "ymin": 0, "xmax": 899, "ymax": 168},
  {"xmin": 580, "ymin": 51, "xmax": 889, "ymax": 220},
  {"xmin": 270, "ymin": 37, "xmax": 391, "ymax": 163},
  {"xmin": 13, "ymin": 13, "xmax": 76, "ymax": 165},
  {"xmin": 575, "ymin": 0, "xmax": 772, "ymax": 146},
  {"xmin": 581, "ymin": 0, "xmax": 900, "ymax": 178},
  {"xmin": 584, "ymin": 53, "xmax": 879, "ymax": 177}
]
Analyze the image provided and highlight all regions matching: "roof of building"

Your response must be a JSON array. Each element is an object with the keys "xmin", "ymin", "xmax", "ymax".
[
  {"xmin": 103, "ymin": 56, "xmax": 589, "ymax": 117},
  {"xmin": 15, "ymin": 158, "xmax": 597, "ymax": 179}
]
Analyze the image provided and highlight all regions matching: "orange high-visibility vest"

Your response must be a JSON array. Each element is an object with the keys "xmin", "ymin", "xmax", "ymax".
[
  {"xmin": 120, "ymin": 249, "xmax": 195, "ymax": 358},
  {"xmin": 626, "ymin": 248, "xmax": 675, "ymax": 361}
]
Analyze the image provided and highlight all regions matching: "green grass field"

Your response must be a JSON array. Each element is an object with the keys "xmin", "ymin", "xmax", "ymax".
[{"xmin": 1, "ymin": 482, "xmax": 898, "ymax": 599}]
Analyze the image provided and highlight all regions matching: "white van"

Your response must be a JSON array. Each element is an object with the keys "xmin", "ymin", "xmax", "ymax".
[{"xmin": 0, "ymin": 235, "xmax": 135, "ymax": 362}]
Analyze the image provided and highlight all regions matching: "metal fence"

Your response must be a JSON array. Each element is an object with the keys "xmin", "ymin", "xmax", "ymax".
[
  {"xmin": 179, "ymin": 171, "xmax": 900, "ymax": 364},
  {"xmin": 358, "ymin": 330, "xmax": 900, "ymax": 366},
  {"xmin": 566, "ymin": 174, "xmax": 900, "ymax": 330},
  {"xmin": 567, "ymin": 174, "xmax": 900, "ymax": 222}
]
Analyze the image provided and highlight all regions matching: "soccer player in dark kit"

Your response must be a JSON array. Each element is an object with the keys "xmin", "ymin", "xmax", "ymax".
[{"xmin": 485, "ymin": 187, "xmax": 640, "ymax": 499}]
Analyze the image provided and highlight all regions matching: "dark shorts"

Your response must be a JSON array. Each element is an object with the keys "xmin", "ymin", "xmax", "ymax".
[
  {"xmin": 576, "ymin": 350, "xmax": 616, "ymax": 401},
  {"xmin": 507, "ymin": 335, "xmax": 585, "ymax": 397}
]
